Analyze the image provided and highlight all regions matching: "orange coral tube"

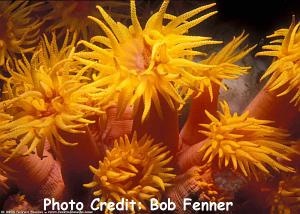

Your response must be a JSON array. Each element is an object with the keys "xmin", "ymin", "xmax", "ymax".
[
  {"xmin": 177, "ymin": 83, "xmax": 219, "ymax": 172},
  {"xmin": 180, "ymin": 83, "xmax": 220, "ymax": 146},
  {"xmin": 2, "ymin": 150, "xmax": 64, "ymax": 203},
  {"xmin": 177, "ymin": 139, "xmax": 208, "ymax": 172},
  {"xmin": 132, "ymin": 93, "xmax": 179, "ymax": 156},
  {"xmin": 245, "ymin": 86, "xmax": 300, "ymax": 138},
  {"xmin": 100, "ymin": 105, "xmax": 133, "ymax": 149},
  {"xmin": 56, "ymin": 125, "xmax": 101, "ymax": 200}
]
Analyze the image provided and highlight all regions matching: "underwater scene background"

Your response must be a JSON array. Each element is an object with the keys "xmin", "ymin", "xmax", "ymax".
[{"xmin": 0, "ymin": 0, "xmax": 300, "ymax": 213}]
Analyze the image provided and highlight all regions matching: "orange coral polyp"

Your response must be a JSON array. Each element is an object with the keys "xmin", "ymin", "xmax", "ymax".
[
  {"xmin": 257, "ymin": 17, "xmax": 300, "ymax": 108},
  {"xmin": 198, "ymin": 101, "xmax": 296, "ymax": 180},
  {"xmin": 0, "ymin": 32, "xmax": 105, "ymax": 158},
  {"xmin": 75, "ymin": 0, "xmax": 222, "ymax": 122},
  {"xmin": 84, "ymin": 133, "xmax": 175, "ymax": 210}
]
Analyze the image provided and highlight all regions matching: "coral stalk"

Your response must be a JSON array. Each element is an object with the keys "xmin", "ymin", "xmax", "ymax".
[
  {"xmin": 132, "ymin": 92, "xmax": 179, "ymax": 156},
  {"xmin": 180, "ymin": 84, "xmax": 220, "ymax": 146},
  {"xmin": 245, "ymin": 87, "xmax": 300, "ymax": 138},
  {"xmin": 98, "ymin": 105, "xmax": 133, "ymax": 151},
  {"xmin": 56, "ymin": 127, "xmax": 101, "ymax": 200},
  {"xmin": 177, "ymin": 139, "xmax": 209, "ymax": 172},
  {"xmin": 1, "ymin": 150, "xmax": 64, "ymax": 204}
]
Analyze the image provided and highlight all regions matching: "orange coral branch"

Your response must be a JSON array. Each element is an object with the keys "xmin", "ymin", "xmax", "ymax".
[
  {"xmin": 245, "ymin": 86, "xmax": 300, "ymax": 138},
  {"xmin": 180, "ymin": 83, "xmax": 220, "ymax": 146},
  {"xmin": 56, "ymin": 127, "xmax": 101, "ymax": 200},
  {"xmin": 2, "ymin": 150, "xmax": 64, "ymax": 203},
  {"xmin": 132, "ymin": 93, "xmax": 179, "ymax": 156}
]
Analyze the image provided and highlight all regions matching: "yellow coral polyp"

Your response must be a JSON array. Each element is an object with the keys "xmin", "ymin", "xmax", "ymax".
[
  {"xmin": 257, "ymin": 17, "xmax": 300, "ymax": 108},
  {"xmin": 198, "ymin": 101, "xmax": 296, "ymax": 180},
  {"xmin": 180, "ymin": 32, "xmax": 255, "ymax": 101},
  {"xmin": 84, "ymin": 133, "xmax": 175, "ymax": 211},
  {"xmin": 75, "ymin": 0, "xmax": 222, "ymax": 122},
  {"xmin": 0, "ymin": 32, "xmax": 104, "ymax": 158},
  {"xmin": 0, "ymin": 1, "xmax": 42, "ymax": 65}
]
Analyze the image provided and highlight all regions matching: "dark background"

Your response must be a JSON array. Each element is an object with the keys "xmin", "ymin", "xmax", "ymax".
[{"xmin": 216, "ymin": 0, "xmax": 300, "ymax": 33}]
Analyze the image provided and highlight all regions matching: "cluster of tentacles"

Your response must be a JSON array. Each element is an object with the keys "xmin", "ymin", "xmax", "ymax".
[{"xmin": 0, "ymin": 0, "xmax": 299, "ymax": 213}]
